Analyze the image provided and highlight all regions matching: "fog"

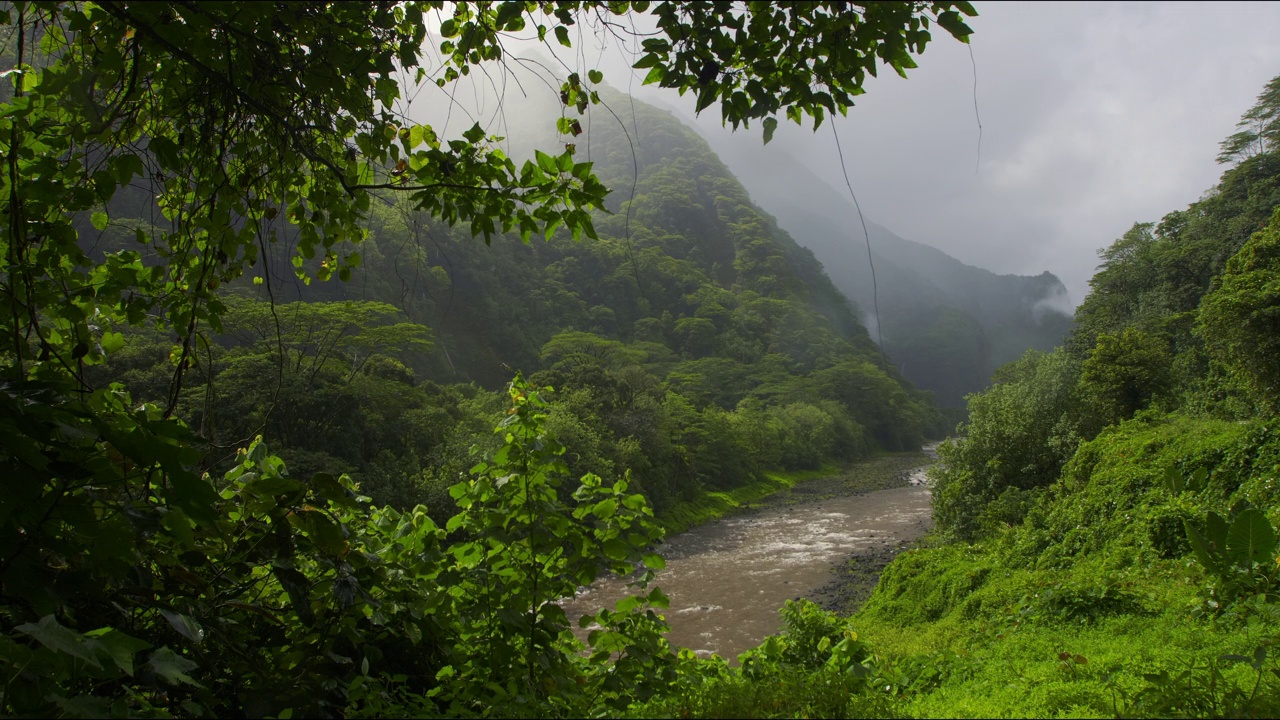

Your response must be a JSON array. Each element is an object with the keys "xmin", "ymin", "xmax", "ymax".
[{"xmin": 411, "ymin": 2, "xmax": 1280, "ymax": 307}]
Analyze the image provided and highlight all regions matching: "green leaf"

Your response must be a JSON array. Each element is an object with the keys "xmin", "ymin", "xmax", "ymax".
[
  {"xmin": 1185, "ymin": 522, "xmax": 1223, "ymax": 575},
  {"xmin": 168, "ymin": 471, "xmax": 221, "ymax": 524},
  {"xmin": 302, "ymin": 510, "xmax": 347, "ymax": 556},
  {"xmin": 1226, "ymin": 508, "xmax": 1277, "ymax": 568},
  {"xmin": 51, "ymin": 695, "xmax": 113, "ymax": 717},
  {"xmin": 1206, "ymin": 511, "xmax": 1230, "ymax": 550},
  {"xmin": 375, "ymin": 76, "xmax": 399, "ymax": 108},
  {"xmin": 1163, "ymin": 467, "xmax": 1184, "ymax": 495},
  {"xmin": 594, "ymin": 498, "xmax": 617, "ymax": 519},
  {"xmin": 462, "ymin": 122, "xmax": 486, "ymax": 143},
  {"xmin": 159, "ymin": 609, "xmax": 205, "ymax": 645},
  {"xmin": 83, "ymin": 628, "xmax": 151, "ymax": 676},
  {"xmin": 16, "ymin": 615, "xmax": 102, "ymax": 668},
  {"xmin": 588, "ymin": 69, "xmax": 603, "ymax": 84},
  {"xmin": 148, "ymin": 647, "xmax": 202, "ymax": 687},
  {"xmin": 535, "ymin": 149, "xmax": 557, "ymax": 173},
  {"xmin": 272, "ymin": 566, "xmax": 315, "ymax": 624},
  {"xmin": 100, "ymin": 331, "xmax": 124, "ymax": 354},
  {"xmin": 112, "ymin": 153, "xmax": 144, "ymax": 185},
  {"xmin": 642, "ymin": 552, "xmax": 666, "ymax": 571},
  {"xmin": 603, "ymin": 537, "xmax": 629, "ymax": 561},
  {"xmin": 763, "ymin": 117, "xmax": 778, "ymax": 145},
  {"xmin": 90, "ymin": 211, "xmax": 109, "ymax": 230},
  {"xmin": 150, "ymin": 135, "xmax": 181, "ymax": 168},
  {"xmin": 554, "ymin": 25, "xmax": 571, "ymax": 48}
]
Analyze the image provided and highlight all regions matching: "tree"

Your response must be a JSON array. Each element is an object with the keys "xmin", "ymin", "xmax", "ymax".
[
  {"xmin": 1198, "ymin": 208, "xmax": 1280, "ymax": 412},
  {"xmin": 1079, "ymin": 327, "xmax": 1173, "ymax": 425},
  {"xmin": 932, "ymin": 348, "xmax": 1084, "ymax": 540},
  {"xmin": 1218, "ymin": 73, "xmax": 1280, "ymax": 165}
]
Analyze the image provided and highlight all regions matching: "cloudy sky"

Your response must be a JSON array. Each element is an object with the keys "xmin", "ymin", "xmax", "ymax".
[
  {"xmin": 414, "ymin": 2, "xmax": 1280, "ymax": 306},
  {"xmin": 581, "ymin": 1, "xmax": 1280, "ymax": 306}
]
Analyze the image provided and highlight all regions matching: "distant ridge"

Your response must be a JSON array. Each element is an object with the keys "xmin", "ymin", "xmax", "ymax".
[{"xmin": 688, "ymin": 117, "xmax": 1073, "ymax": 407}]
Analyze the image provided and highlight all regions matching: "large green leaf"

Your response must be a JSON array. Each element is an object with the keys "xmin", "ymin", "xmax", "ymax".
[
  {"xmin": 1206, "ymin": 511, "xmax": 1230, "ymax": 551},
  {"xmin": 1225, "ymin": 508, "xmax": 1278, "ymax": 568},
  {"xmin": 147, "ymin": 647, "xmax": 202, "ymax": 687},
  {"xmin": 1184, "ymin": 522, "xmax": 1224, "ymax": 575},
  {"xmin": 83, "ymin": 628, "xmax": 152, "ymax": 676},
  {"xmin": 16, "ymin": 615, "xmax": 102, "ymax": 668}
]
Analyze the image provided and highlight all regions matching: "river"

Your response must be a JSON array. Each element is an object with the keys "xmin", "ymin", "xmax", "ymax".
[{"xmin": 560, "ymin": 452, "xmax": 935, "ymax": 661}]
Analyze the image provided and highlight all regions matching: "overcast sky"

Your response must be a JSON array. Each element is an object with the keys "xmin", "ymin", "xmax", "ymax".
[
  {"xmin": 415, "ymin": 2, "xmax": 1280, "ymax": 307},
  {"xmin": 576, "ymin": 1, "xmax": 1280, "ymax": 306}
]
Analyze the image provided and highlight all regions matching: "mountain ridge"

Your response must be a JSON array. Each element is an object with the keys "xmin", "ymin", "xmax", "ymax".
[{"xmin": 669, "ymin": 109, "xmax": 1075, "ymax": 406}]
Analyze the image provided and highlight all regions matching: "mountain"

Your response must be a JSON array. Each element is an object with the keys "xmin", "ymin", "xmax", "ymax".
[
  {"xmin": 87, "ymin": 72, "xmax": 945, "ymax": 515},
  {"xmin": 688, "ymin": 123, "xmax": 1073, "ymax": 407}
]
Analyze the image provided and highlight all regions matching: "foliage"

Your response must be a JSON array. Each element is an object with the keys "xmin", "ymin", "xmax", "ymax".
[
  {"xmin": 818, "ymin": 71, "xmax": 1280, "ymax": 717},
  {"xmin": 0, "ymin": 0, "xmax": 985, "ymax": 716},
  {"xmin": 636, "ymin": 600, "xmax": 897, "ymax": 719},
  {"xmin": 931, "ymin": 348, "xmax": 1084, "ymax": 540},
  {"xmin": 1218, "ymin": 72, "xmax": 1280, "ymax": 165},
  {"xmin": 1, "ymin": 375, "xmax": 679, "ymax": 717},
  {"xmin": 1184, "ymin": 503, "xmax": 1280, "ymax": 609},
  {"xmin": 434, "ymin": 375, "xmax": 671, "ymax": 715},
  {"xmin": 1199, "ymin": 208, "xmax": 1280, "ymax": 412},
  {"xmin": 0, "ymin": 382, "xmax": 452, "ymax": 717},
  {"xmin": 1079, "ymin": 326, "xmax": 1173, "ymax": 425}
]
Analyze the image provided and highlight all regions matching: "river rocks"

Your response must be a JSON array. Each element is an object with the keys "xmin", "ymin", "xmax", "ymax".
[{"xmin": 809, "ymin": 540, "xmax": 919, "ymax": 615}]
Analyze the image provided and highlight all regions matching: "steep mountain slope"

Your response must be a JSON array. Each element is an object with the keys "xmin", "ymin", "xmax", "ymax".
[
  {"xmin": 694, "ymin": 128, "xmax": 1073, "ymax": 407},
  {"xmin": 87, "ymin": 77, "xmax": 942, "ymax": 514}
]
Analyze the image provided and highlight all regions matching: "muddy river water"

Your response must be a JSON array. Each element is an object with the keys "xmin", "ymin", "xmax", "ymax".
[{"xmin": 560, "ymin": 461, "xmax": 934, "ymax": 661}]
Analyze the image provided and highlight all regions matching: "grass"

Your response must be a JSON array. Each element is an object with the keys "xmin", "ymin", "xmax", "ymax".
[
  {"xmin": 840, "ymin": 414, "xmax": 1280, "ymax": 717},
  {"xmin": 654, "ymin": 465, "xmax": 830, "ymax": 535},
  {"xmin": 655, "ymin": 452, "xmax": 931, "ymax": 535},
  {"xmin": 640, "ymin": 415, "xmax": 1280, "ymax": 717}
]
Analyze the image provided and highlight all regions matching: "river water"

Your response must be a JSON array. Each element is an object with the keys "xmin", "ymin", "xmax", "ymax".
[{"xmin": 560, "ymin": 462, "xmax": 934, "ymax": 661}]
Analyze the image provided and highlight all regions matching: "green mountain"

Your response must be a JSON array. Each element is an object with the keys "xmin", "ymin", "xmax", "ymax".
[
  {"xmin": 691, "ymin": 131, "xmax": 1074, "ymax": 407},
  {"xmin": 87, "ymin": 81, "xmax": 941, "ymax": 516}
]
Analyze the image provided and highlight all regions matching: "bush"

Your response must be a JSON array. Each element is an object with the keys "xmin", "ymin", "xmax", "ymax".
[{"xmin": 931, "ymin": 348, "xmax": 1084, "ymax": 541}]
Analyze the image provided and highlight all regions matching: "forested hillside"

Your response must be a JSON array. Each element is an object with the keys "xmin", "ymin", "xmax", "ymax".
[
  {"xmin": 698, "ymin": 135, "xmax": 1074, "ymax": 408},
  {"xmin": 88, "ymin": 81, "xmax": 940, "ymax": 521},
  {"xmin": 806, "ymin": 72, "xmax": 1280, "ymax": 717}
]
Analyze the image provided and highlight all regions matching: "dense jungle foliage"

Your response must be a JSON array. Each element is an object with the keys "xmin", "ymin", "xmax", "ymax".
[{"xmin": 0, "ymin": 1, "xmax": 980, "ymax": 717}]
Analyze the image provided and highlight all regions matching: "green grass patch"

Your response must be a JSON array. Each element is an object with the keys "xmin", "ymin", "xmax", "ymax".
[
  {"xmin": 655, "ymin": 465, "xmax": 832, "ymax": 535},
  {"xmin": 656, "ymin": 452, "xmax": 930, "ymax": 535},
  {"xmin": 841, "ymin": 414, "xmax": 1280, "ymax": 717}
]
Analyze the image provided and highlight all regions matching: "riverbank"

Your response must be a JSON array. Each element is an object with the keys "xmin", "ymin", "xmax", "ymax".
[
  {"xmin": 802, "ymin": 452, "xmax": 936, "ymax": 614},
  {"xmin": 564, "ymin": 462, "xmax": 936, "ymax": 660},
  {"xmin": 656, "ymin": 452, "xmax": 931, "ymax": 536}
]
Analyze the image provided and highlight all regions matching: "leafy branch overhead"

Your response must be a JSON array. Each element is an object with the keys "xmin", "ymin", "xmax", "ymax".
[{"xmin": 1, "ymin": 1, "xmax": 973, "ymax": 392}]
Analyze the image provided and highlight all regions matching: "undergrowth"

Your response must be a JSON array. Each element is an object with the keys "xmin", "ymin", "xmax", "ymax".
[{"xmin": 647, "ymin": 415, "xmax": 1280, "ymax": 718}]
